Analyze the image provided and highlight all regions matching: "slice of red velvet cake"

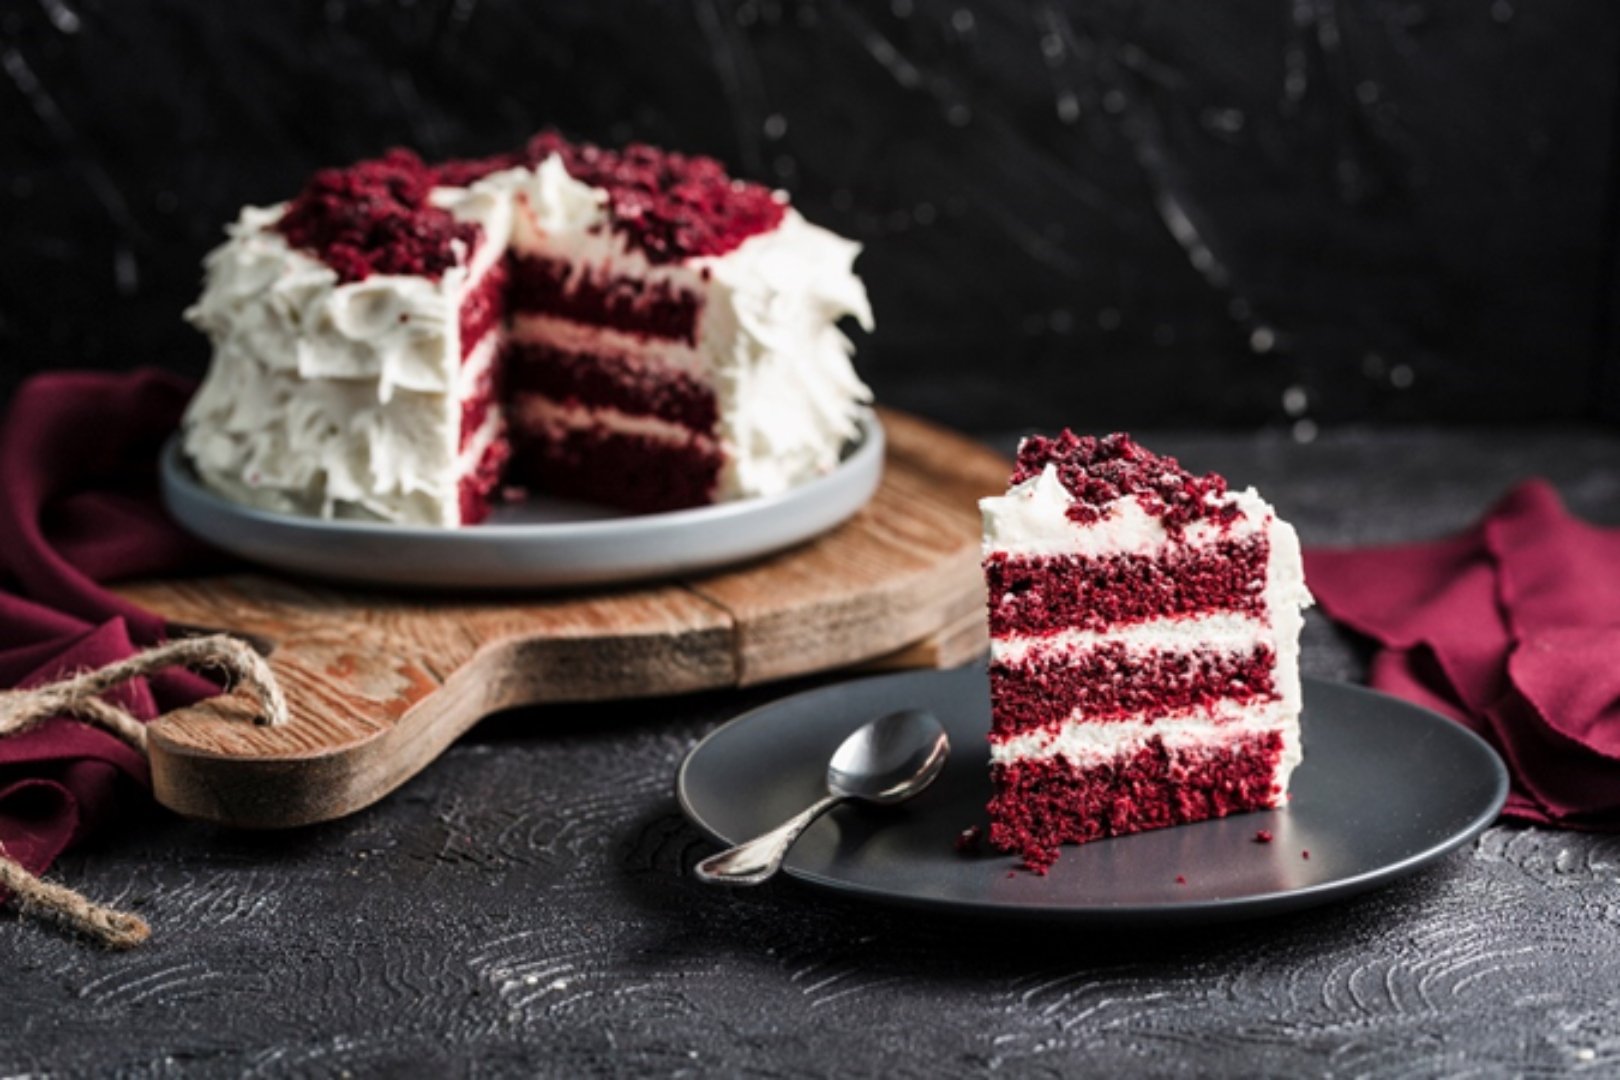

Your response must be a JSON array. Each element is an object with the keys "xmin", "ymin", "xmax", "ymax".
[
  {"xmin": 980, "ymin": 432, "xmax": 1313, "ymax": 871},
  {"xmin": 183, "ymin": 132, "xmax": 871, "ymax": 525}
]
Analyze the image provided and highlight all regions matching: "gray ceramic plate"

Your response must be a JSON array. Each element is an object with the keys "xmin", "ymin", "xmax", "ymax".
[
  {"xmin": 677, "ymin": 668, "xmax": 1509, "ymax": 923},
  {"xmin": 160, "ymin": 413, "xmax": 883, "ymax": 589}
]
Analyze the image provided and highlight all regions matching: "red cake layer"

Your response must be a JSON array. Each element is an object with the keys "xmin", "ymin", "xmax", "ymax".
[
  {"xmin": 505, "ymin": 342, "xmax": 718, "ymax": 431},
  {"xmin": 456, "ymin": 433, "xmax": 511, "ymax": 525},
  {"xmin": 434, "ymin": 131, "xmax": 785, "ymax": 264},
  {"xmin": 985, "ymin": 538, "xmax": 1270, "ymax": 637},
  {"xmin": 508, "ymin": 256, "xmax": 700, "ymax": 343},
  {"xmin": 988, "ymin": 730, "xmax": 1287, "ymax": 872},
  {"xmin": 509, "ymin": 420, "xmax": 722, "ymax": 513},
  {"xmin": 1013, "ymin": 430, "xmax": 1237, "ymax": 530},
  {"xmin": 988, "ymin": 644, "xmax": 1277, "ymax": 737},
  {"xmin": 457, "ymin": 358, "xmax": 501, "ymax": 452},
  {"xmin": 457, "ymin": 258, "xmax": 510, "ymax": 359},
  {"xmin": 277, "ymin": 149, "xmax": 481, "ymax": 284}
]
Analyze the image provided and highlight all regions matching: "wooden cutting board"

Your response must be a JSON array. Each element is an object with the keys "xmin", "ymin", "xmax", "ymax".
[{"xmin": 112, "ymin": 409, "xmax": 1009, "ymax": 829}]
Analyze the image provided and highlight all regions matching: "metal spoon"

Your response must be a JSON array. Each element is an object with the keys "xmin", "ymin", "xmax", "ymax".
[{"xmin": 694, "ymin": 708, "xmax": 950, "ymax": 886}]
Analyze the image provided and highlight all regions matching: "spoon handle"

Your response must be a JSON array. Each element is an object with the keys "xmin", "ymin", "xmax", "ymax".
[{"xmin": 693, "ymin": 794, "xmax": 845, "ymax": 886}]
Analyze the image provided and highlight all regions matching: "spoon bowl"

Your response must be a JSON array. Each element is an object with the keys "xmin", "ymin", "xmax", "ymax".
[
  {"xmin": 694, "ymin": 708, "xmax": 950, "ymax": 886},
  {"xmin": 828, "ymin": 708, "xmax": 950, "ymax": 803}
]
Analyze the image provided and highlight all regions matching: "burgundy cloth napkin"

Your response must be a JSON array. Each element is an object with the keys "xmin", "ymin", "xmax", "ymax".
[
  {"xmin": 1305, "ymin": 480, "xmax": 1620, "ymax": 828},
  {"xmin": 0, "ymin": 369, "xmax": 224, "ymax": 882}
]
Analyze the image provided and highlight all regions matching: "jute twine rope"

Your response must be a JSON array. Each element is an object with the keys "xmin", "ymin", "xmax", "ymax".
[{"xmin": 0, "ymin": 635, "xmax": 287, "ymax": 949}]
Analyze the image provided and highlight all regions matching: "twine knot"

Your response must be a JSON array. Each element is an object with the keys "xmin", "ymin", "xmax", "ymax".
[{"xmin": 0, "ymin": 634, "xmax": 286, "ymax": 948}]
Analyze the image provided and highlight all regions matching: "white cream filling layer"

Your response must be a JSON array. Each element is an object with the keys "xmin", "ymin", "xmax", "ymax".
[
  {"xmin": 511, "ymin": 395, "xmax": 714, "ymax": 447},
  {"xmin": 980, "ymin": 466, "xmax": 1270, "ymax": 561},
  {"xmin": 456, "ymin": 407, "xmax": 504, "ymax": 473},
  {"xmin": 991, "ymin": 698, "xmax": 1287, "ymax": 759},
  {"xmin": 990, "ymin": 700, "xmax": 1302, "ymax": 800},
  {"xmin": 990, "ymin": 612, "xmax": 1272, "ymax": 666}
]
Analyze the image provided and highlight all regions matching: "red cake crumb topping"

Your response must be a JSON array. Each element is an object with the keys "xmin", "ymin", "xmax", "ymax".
[
  {"xmin": 1012, "ymin": 430, "xmax": 1238, "ymax": 530},
  {"xmin": 1175, "ymin": 875, "xmax": 1187, "ymax": 885},
  {"xmin": 277, "ymin": 149, "xmax": 482, "ymax": 283},
  {"xmin": 1302, "ymin": 850, "xmax": 1310, "ymax": 859},
  {"xmin": 436, "ymin": 131, "xmax": 786, "ymax": 264},
  {"xmin": 1254, "ymin": 829, "xmax": 1274, "ymax": 843}
]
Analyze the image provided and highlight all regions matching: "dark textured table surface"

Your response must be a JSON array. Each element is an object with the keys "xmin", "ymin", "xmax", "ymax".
[{"xmin": 4, "ymin": 427, "xmax": 1620, "ymax": 1078}]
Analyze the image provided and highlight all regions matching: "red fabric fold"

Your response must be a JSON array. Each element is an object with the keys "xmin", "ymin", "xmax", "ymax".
[
  {"xmin": 1305, "ymin": 480, "xmax": 1620, "ymax": 828},
  {"xmin": 0, "ymin": 369, "xmax": 224, "ymax": 877}
]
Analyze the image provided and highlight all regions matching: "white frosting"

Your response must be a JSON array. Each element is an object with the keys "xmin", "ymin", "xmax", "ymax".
[
  {"xmin": 992, "ymin": 697, "xmax": 1287, "ymax": 758},
  {"xmin": 980, "ymin": 465, "xmax": 1268, "ymax": 559},
  {"xmin": 185, "ymin": 152, "xmax": 871, "ymax": 525},
  {"xmin": 988, "ymin": 700, "xmax": 1302, "ymax": 802},
  {"xmin": 457, "ymin": 407, "xmax": 504, "ymax": 474},
  {"xmin": 696, "ymin": 212, "xmax": 873, "ymax": 499},
  {"xmin": 1263, "ymin": 511, "xmax": 1312, "ymax": 729},
  {"xmin": 523, "ymin": 155, "xmax": 606, "ymax": 234},
  {"xmin": 990, "ymin": 612, "xmax": 1270, "ymax": 665}
]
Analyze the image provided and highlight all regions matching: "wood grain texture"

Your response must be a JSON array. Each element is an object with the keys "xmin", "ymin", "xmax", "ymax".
[{"xmin": 110, "ymin": 408, "xmax": 1006, "ymax": 829}]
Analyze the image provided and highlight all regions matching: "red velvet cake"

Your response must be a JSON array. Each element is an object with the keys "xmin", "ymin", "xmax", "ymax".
[
  {"xmin": 183, "ymin": 133, "xmax": 872, "ymax": 526},
  {"xmin": 979, "ymin": 432, "xmax": 1313, "ymax": 871}
]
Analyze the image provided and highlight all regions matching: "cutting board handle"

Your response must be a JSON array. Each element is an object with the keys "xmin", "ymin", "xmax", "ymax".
[{"xmin": 123, "ymin": 409, "xmax": 1004, "ymax": 829}]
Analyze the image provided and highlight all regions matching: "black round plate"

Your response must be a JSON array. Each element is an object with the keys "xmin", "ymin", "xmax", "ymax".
[{"xmin": 677, "ymin": 668, "xmax": 1509, "ymax": 923}]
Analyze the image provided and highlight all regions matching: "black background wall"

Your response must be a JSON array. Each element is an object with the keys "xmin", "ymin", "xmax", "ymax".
[{"xmin": 3, "ymin": 0, "xmax": 1618, "ymax": 434}]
